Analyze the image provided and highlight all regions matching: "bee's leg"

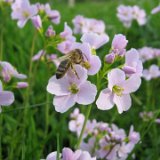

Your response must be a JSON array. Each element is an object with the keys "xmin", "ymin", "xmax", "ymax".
[{"xmin": 71, "ymin": 64, "xmax": 80, "ymax": 79}]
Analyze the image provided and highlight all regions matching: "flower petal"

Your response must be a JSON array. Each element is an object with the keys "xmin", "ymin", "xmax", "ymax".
[
  {"xmin": 87, "ymin": 55, "xmax": 101, "ymax": 75},
  {"xmin": 47, "ymin": 76, "xmax": 70, "ymax": 96},
  {"xmin": 67, "ymin": 65, "xmax": 88, "ymax": 85},
  {"xmin": 120, "ymin": 75, "xmax": 141, "ymax": 94},
  {"xmin": 53, "ymin": 95, "xmax": 76, "ymax": 113},
  {"xmin": 108, "ymin": 69, "xmax": 125, "ymax": 90},
  {"xmin": 81, "ymin": 32, "xmax": 109, "ymax": 49},
  {"xmin": 0, "ymin": 91, "xmax": 14, "ymax": 106},
  {"xmin": 96, "ymin": 88, "xmax": 114, "ymax": 110},
  {"xmin": 76, "ymin": 81, "xmax": 97, "ymax": 105},
  {"xmin": 113, "ymin": 94, "xmax": 131, "ymax": 114}
]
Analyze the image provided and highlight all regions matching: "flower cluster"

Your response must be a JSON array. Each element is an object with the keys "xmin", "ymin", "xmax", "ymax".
[
  {"xmin": 11, "ymin": 0, "xmax": 60, "ymax": 28},
  {"xmin": 72, "ymin": 15, "xmax": 106, "ymax": 35},
  {"xmin": 46, "ymin": 147, "xmax": 96, "ymax": 160},
  {"xmin": 99, "ymin": 34, "xmax": 142, "ymax": 114},
  {"xmin": 69, "ymin": 108, "xmax": 140, "ymax": 160},
  {"xmin": 117, "ymin": 5, "xmax": 146, "ymax": 28}
]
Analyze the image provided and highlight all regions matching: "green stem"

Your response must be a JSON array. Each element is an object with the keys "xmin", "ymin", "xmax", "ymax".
[
  {"xmin": 76, "ymin": 105, "xmax": 92, "ymax": 149},
  {"xmin": 0, "ymin": 29, "xmax": 3, "ymax": 61},
  {"xmin": 45, "ymin": 92, "xmax": 50, "ymax": 136}
]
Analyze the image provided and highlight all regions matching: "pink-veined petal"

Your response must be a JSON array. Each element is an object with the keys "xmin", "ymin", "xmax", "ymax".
[
  {"xmin": 0, "ymin": 91, "xmax": 14, "ymax": 106},
  {"xmin": 120, "ymin": 75, "xmax": 141, "ymax": 94},
  {"xmin": 113, "ymin": 94, "xmax": 131, "ymax": 114},
  {"xmin": 108, "ymin": 69, "xmax": 125, "ymax": 90},
  {"xmin": 47, "ymin": 76, "xmax": 70, "ymax": 96},
  {"xmin": 53, "ymin": 95, "xmax": 76, "ymax": 113},
  {"xmin": 76, "ymin": 81, "xmax": 97, "ymax": 105},
  {"xmin": 87, "ymin": 55, "xmax": 101, "ymax": 75},
  {"xmin": 96, "ymin": 88, "xmax": 114, "ymax": 110}
]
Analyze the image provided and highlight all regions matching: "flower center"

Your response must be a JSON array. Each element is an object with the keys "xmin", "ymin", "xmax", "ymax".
[
  {"xmin": 82, "ymin": 61, "xmax": 91, "ymax": 69},
  {"xmin": 68, "ymin": 83, "xmax": 79, "ymax": 94},
  {"xmin": 91, "ymin": 48, "xmax": 96, "ymax": 55},
  {"xmin": 23, "ymin": 11, "xmax": 30, "ymax": 18},
  {"xmin": 112, "ymin": 85, "xmax": 124, "ymax": 96}
]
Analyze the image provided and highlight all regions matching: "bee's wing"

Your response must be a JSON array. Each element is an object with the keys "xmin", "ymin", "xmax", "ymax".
[{"xmin": 56, "ymin": 53, "xmax": 73, "ymax": 62}]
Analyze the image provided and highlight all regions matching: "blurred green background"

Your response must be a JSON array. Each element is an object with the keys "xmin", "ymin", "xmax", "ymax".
[{"xmin": 0, "ymin": 0, "xmax": 160, "ymax": 159}]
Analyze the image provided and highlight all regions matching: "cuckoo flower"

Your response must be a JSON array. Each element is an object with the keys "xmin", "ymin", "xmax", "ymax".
[
  {"xmin": 71, "ymin": 42, "xmax": 101, "ymax": 75},
  {"xmin": 117, "ymin": 5, "xmax": 133, "ymax": 28},
  {"xmin": 0, "ymin": 81, "xmax": 14, "ymax": 113},
  {"xmin": 11, "ymin": 0, "xmax": 38, "ymax": 28},
  {"xmin": 96, "ymin": 69, "xmax": 141, "ymax": 113},
  {"xmin": 81, "ymin": 32, "xmax": 109, "ymax": 50},
  {"xmin": 47, "ymin": 65, "xmax": 97, "ymax": 113},
  {"xmin": 0, "ymin": 61, "xmax": 27, "ymax": 82},
  {"xmin": 123, "ymin": 48, "xmax": 143, "ymax": 76},
  {"xmin": 46, "ymin": 148, "xmax": 96, "ymax": 160}
]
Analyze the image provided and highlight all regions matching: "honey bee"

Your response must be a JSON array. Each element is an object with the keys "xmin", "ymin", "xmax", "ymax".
[{"xmin": 56, "ymin": 49, "xmax": 85, "ymax": 79}]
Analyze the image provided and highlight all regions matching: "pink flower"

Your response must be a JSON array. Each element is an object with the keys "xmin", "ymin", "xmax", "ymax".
[
  {"xmin": 0, "ymin": 81, "xmax": 14, "ymax": 113},
  {"xmin": 117, "ymin": 5, "xmax": 133, "ymax": 28},
  {"xmin": 0, "ymin": 61, "xmax": 27, "ymax": 82},
  {"xmin": 112, "ymin": 34, "xmax": 128, "ymax": 55},
  {"xmin": 81, "ymin": 32, "xmax": 109, "ymax": 49},
  {"xmin": 71, "ymin": 42, "xmax": 101, "ymax": 75},
  {"xmin": 11, "ymin": 0, "xmax": 38, "ymax": 28},
  {"xmin": 96, "ymin": 68, "xmax": 141, "ymax": 113},
  {"xmin": 123, "ymin": 48, "xmax": 143, "ymax": 76},
  {"xmin": 47, "ymin": 65, "xmax": 97, "ymax": 113},
  {"xmin": 151, "ymin": 5, "xmax": 160, "ymax": 14}
]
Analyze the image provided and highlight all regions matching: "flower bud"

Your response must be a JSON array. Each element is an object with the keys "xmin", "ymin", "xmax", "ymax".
[
  {"xmin": 105, "ymin": 53, "xmax": 115, "ymax": 64},
  {"xmin": 45, "ymin": 25, "xmax": 55, "ymax": 37},
  {"xmin": 16, "ymin": 82, "xmax": 28, "ymax": 89},
  {"xmin": 31, "ymin": 15, "xmax": 42, "ymax": 31}
]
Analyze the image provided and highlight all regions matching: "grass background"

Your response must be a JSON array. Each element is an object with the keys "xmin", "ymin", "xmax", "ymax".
[{"xmin": 0, "ymin": 0, "xmax": 160, "ymax": 159}]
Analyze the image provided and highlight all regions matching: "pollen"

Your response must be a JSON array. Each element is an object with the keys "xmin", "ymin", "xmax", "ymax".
[
  {"xmin": 112, "ymin": 85, "xmax": 124, "ymax": 96},
  {"xmin": 68, "ymin": 83, "xmax": 79, "ymax": 94},
  {"xmin": 82, "ymin": 61, "xmax": 91, "ymax": 69}
]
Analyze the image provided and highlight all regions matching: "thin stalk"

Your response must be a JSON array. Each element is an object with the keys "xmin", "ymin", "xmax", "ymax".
[
  {"xmin": 45, "ymin": 92, "xmax": 50, "ymax": 136},
  {"xmin": 22, "ymin": 32, "xmax": 37, "ymax": 159},
  {"xmin": 76, "ymin": 105, "xmax": 92, "ymax": 149},
  {"xmin": 0, "ymin": 29, "xmax": 3, "ymax": 61}
]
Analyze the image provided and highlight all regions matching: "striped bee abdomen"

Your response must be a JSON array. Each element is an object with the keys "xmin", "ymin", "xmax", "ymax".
[{"xmin": 56, "ymin": 59, "xmax": 71, "ymax": 79}]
